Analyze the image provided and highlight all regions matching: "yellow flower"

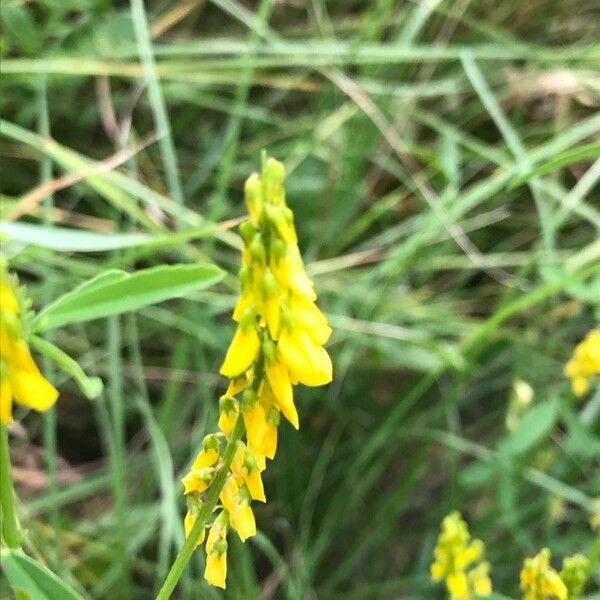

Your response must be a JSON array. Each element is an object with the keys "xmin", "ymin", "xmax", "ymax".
[
  {"xmin": 0, "ymin": 266, "xmax": 58, "ymax": 424},
  {"xmin": 565, "ymin": 328, "xmax": 600, "ymax": 397},
  {"xmin": 230, "ymin": 502, "xmax": 256, "ymax": 542},
  {"xmin": 218, "ymin": 396, "xmax": 239, "ymax": 435},
  {"xmin": 520, "ymin": 548, "xmax": 567, "ymax": 600},
  {"xmin": 181, "ymin": 154, "xmax": 332, "ymax": 588},
  {"xmin": 265, "ymin": 355, "xmax": 298, "ymax": 429},
  {"xmin": 204, "ymin": 513, "xmax": 228, "ymax": 589},
  {"xmin": 184, "ymin": 508, "xmax": 205, "ymax": 549},
  {"xmin": 469, "ymin": 562, "xmax": 492, "ymax": 596},
  {"xmin": 219, "ymin": 316, "xmax": 260, "ymax": 378},
  {"xmin": 278, "ymin": 327, "xmax": 332, "ymax": 387},
  {"xmin": 431, "ymin": 512, "xmax": 492, "ymax": 600}
]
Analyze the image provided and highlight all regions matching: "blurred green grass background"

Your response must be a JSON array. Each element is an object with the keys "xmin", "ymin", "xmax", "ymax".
[{"xmin": 1, "ymin": 0, "xmax": 599, "ymax": 598}]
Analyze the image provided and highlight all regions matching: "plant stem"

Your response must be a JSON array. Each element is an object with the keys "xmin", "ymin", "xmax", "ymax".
[
  {"xmin": 0, "ymin": 425, "xmax": 22, "ymax": 549},
  {"xmin": 155, "ymin": 416, "xmax": 245, "ymax": 600}
]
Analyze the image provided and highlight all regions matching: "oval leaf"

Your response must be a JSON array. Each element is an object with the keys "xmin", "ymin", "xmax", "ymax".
[
  {"xmin": 499, "ymin": 400, "xmax": 559, "ymax": 456},
  {"xmin": 1, "ymin": 548, "xmax": 85, "ymax": 600},
  {"xmin": 34, "ymin": 263, "xmax": 224, "ymax": 331}
]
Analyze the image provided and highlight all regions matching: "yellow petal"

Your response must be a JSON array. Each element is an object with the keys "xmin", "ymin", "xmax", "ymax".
[
  {"xmin": 10, "ymin": 367, "xmax": 58, "ymax": 413},
  {"xmin": 233, "ymin": 290, "xmax": 254, "ymax": 322},
  {"xmin": 231, "ymin": 504, "xmax": 256, "ymax": 542},
  {"xmin": 447, "ymin": 572, "xmax": 469, "ymax": 600},
  {"xmin": 263, "ymin": 296, "xmax": 281, "ymax": 340},
  {"xmin": 205, "ymin": 550, "xmax": 227, "ymax": 589},
  {"xmin": 0, "ymin": 283, "xmax": 19, "ymax": 314},
  {"xmin": 0, "ymin": 378, "xmax": 12, "ymax": 424},
  {"xmin": 220, "ymin": 324, "xmax": 260, "ymax": 378},
  {"xmin": 181, "ymin": 469, "xmax": 211, "ymax": 495},
  {"xmin": 242, "ymin": 403, "xmax": 270, "ymax": 457},
  {"xmin": 192, "ymin": 448, "xmax": 219, "ymax": 470},
  {"xmin": 265, "ymin": 359, "xmax": 298, "ymax": 429},
  {"xmin": 184, "ymin": 510, "xmax": 205, "ymax": 549},
  {"xmin": 278, "ymin": 330, "xmax": 332, "ymax": 387},
  {"xmin": 245, "ymin": 469, "xmax": 266, "ymax": 502},
  {"xmin": 220, "ymin": 477, "xmax": 239, "ymax": 514}
]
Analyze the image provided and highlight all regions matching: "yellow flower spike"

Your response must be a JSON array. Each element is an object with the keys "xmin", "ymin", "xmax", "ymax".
[
  {"xmin": 180, "ymin": 154, "xmax": 332, "ymax": 589},
  {"xmin": 431, "ymin": 512, "xmax": 492, "ymax": 600},
  {"xmin": 219, "ymin": 314, "xmax": 260, "ymax": 378},
  {"xmin": 565, "ymin": 328, "xmax": 600, "ymax": 397}
]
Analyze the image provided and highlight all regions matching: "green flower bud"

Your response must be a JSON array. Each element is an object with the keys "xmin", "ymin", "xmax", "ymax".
[
  {"xmin": 560, "ymin": 553, "xmax": 590, "ymax": 599},
  {"xmin": 240, "ymin": 220, "xmax": 258, "ymax": 246},
  {"xmin": 245, "ymin": 172, "xmax": 263, "ymax": 221}
]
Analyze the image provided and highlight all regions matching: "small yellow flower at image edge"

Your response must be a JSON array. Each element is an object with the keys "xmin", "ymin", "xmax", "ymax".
[
  {"xmin": 0, "ymin": 260, "xmax": 58, "ymax": 424},
  {"xmin": 564, "ymin": 328, "xmax": 600, "ymax": 397},
  {"xmin": 181, "ymin": 153, "xmax": 333, "ymax": 589},
  {"xmin": 430, "ymin": 511, "xmax": 493, "ymax": 600}
]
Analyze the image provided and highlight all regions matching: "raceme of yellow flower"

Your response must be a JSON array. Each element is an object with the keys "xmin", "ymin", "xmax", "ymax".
[
  {"xmin": 181, "ymin": 155, "xmax": 333, "ymax": 589},
  {"xmin": 431, "ymin": 511, "xmax": 493, "ymax": 600},
  {"xmin": 564, "ymin": 328, "xmax": 600, "ymax": 397},
  {"xmin": 0, "ymin": 264, "xmax": 58, "ymax": 424},
  {"xmin": 520, "ymin": 548, "xmax": 568, "ymax": 600}
]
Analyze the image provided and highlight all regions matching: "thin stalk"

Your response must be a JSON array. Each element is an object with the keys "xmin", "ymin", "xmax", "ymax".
[
  {"xmin": 107, "ymin": 315, "xmax": 130, "ymax": 595},
  {"xmin": 155, "ymin": 416, "xmax": 245, "ymax": 600},
  {"xmin": 0, "ymin": 425, "xmax": 22, "ymax": 549}
]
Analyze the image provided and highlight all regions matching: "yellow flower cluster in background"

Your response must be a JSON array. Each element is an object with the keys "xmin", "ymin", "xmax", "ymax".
[
  {"xmin": 182, "ymin": 155, "xmax": 332, "ymax": 588},
  {"xmin": 0, "ymin": 261, "xmax": 58, "ymax": 424},
  {"xmin": 564, "ymin": 328, "xmax": 600, "ymax": 397},
  {"xmin": 430, "ymin": 511, "xmax": 492, "ymax": 600},
  {"xmin": 520, "ymin": 548, "xmax": 567, "ymax": 600}
]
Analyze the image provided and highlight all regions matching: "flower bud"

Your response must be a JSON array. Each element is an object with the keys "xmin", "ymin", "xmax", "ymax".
[{"xmin": 244, "ymin": 172, "xmax": 263, "ymax": 221}]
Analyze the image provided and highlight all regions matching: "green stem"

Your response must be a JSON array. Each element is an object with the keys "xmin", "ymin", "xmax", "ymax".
[
  {"xmin": 155, "ymin": 416, "xmax": 245, "ymax": 600},
  {"xmin": 0, "ymin": 425, "xmax": 22, "ymax": 549}
]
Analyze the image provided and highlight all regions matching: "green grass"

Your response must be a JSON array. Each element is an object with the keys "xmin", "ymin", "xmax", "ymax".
[{"xmin": 1, "ymin": 1, "xmax": 599, "ymax": 599}]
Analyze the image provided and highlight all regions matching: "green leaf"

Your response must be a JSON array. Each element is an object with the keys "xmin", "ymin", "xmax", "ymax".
[
  {"xmin": 1, "ymin": 548, "xmax": 85, "ymax": 600},
  {"xmin": 474, "ymin": 595, "xmax": 516, "ymax": 600},
  {"xmin": 0, "ymin": 221, "xmax": 153, "ymax": 252},
  {"xmin": 499, "ymin": 400, "xmax": 559, "ymax": 456},
  {"xmin": 34, "ymin": 263, "xmax": 224, "ymax": 331},
  {"xmin": 509, "ymin": 141, "xmax": 600, "ymax": 188}
]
